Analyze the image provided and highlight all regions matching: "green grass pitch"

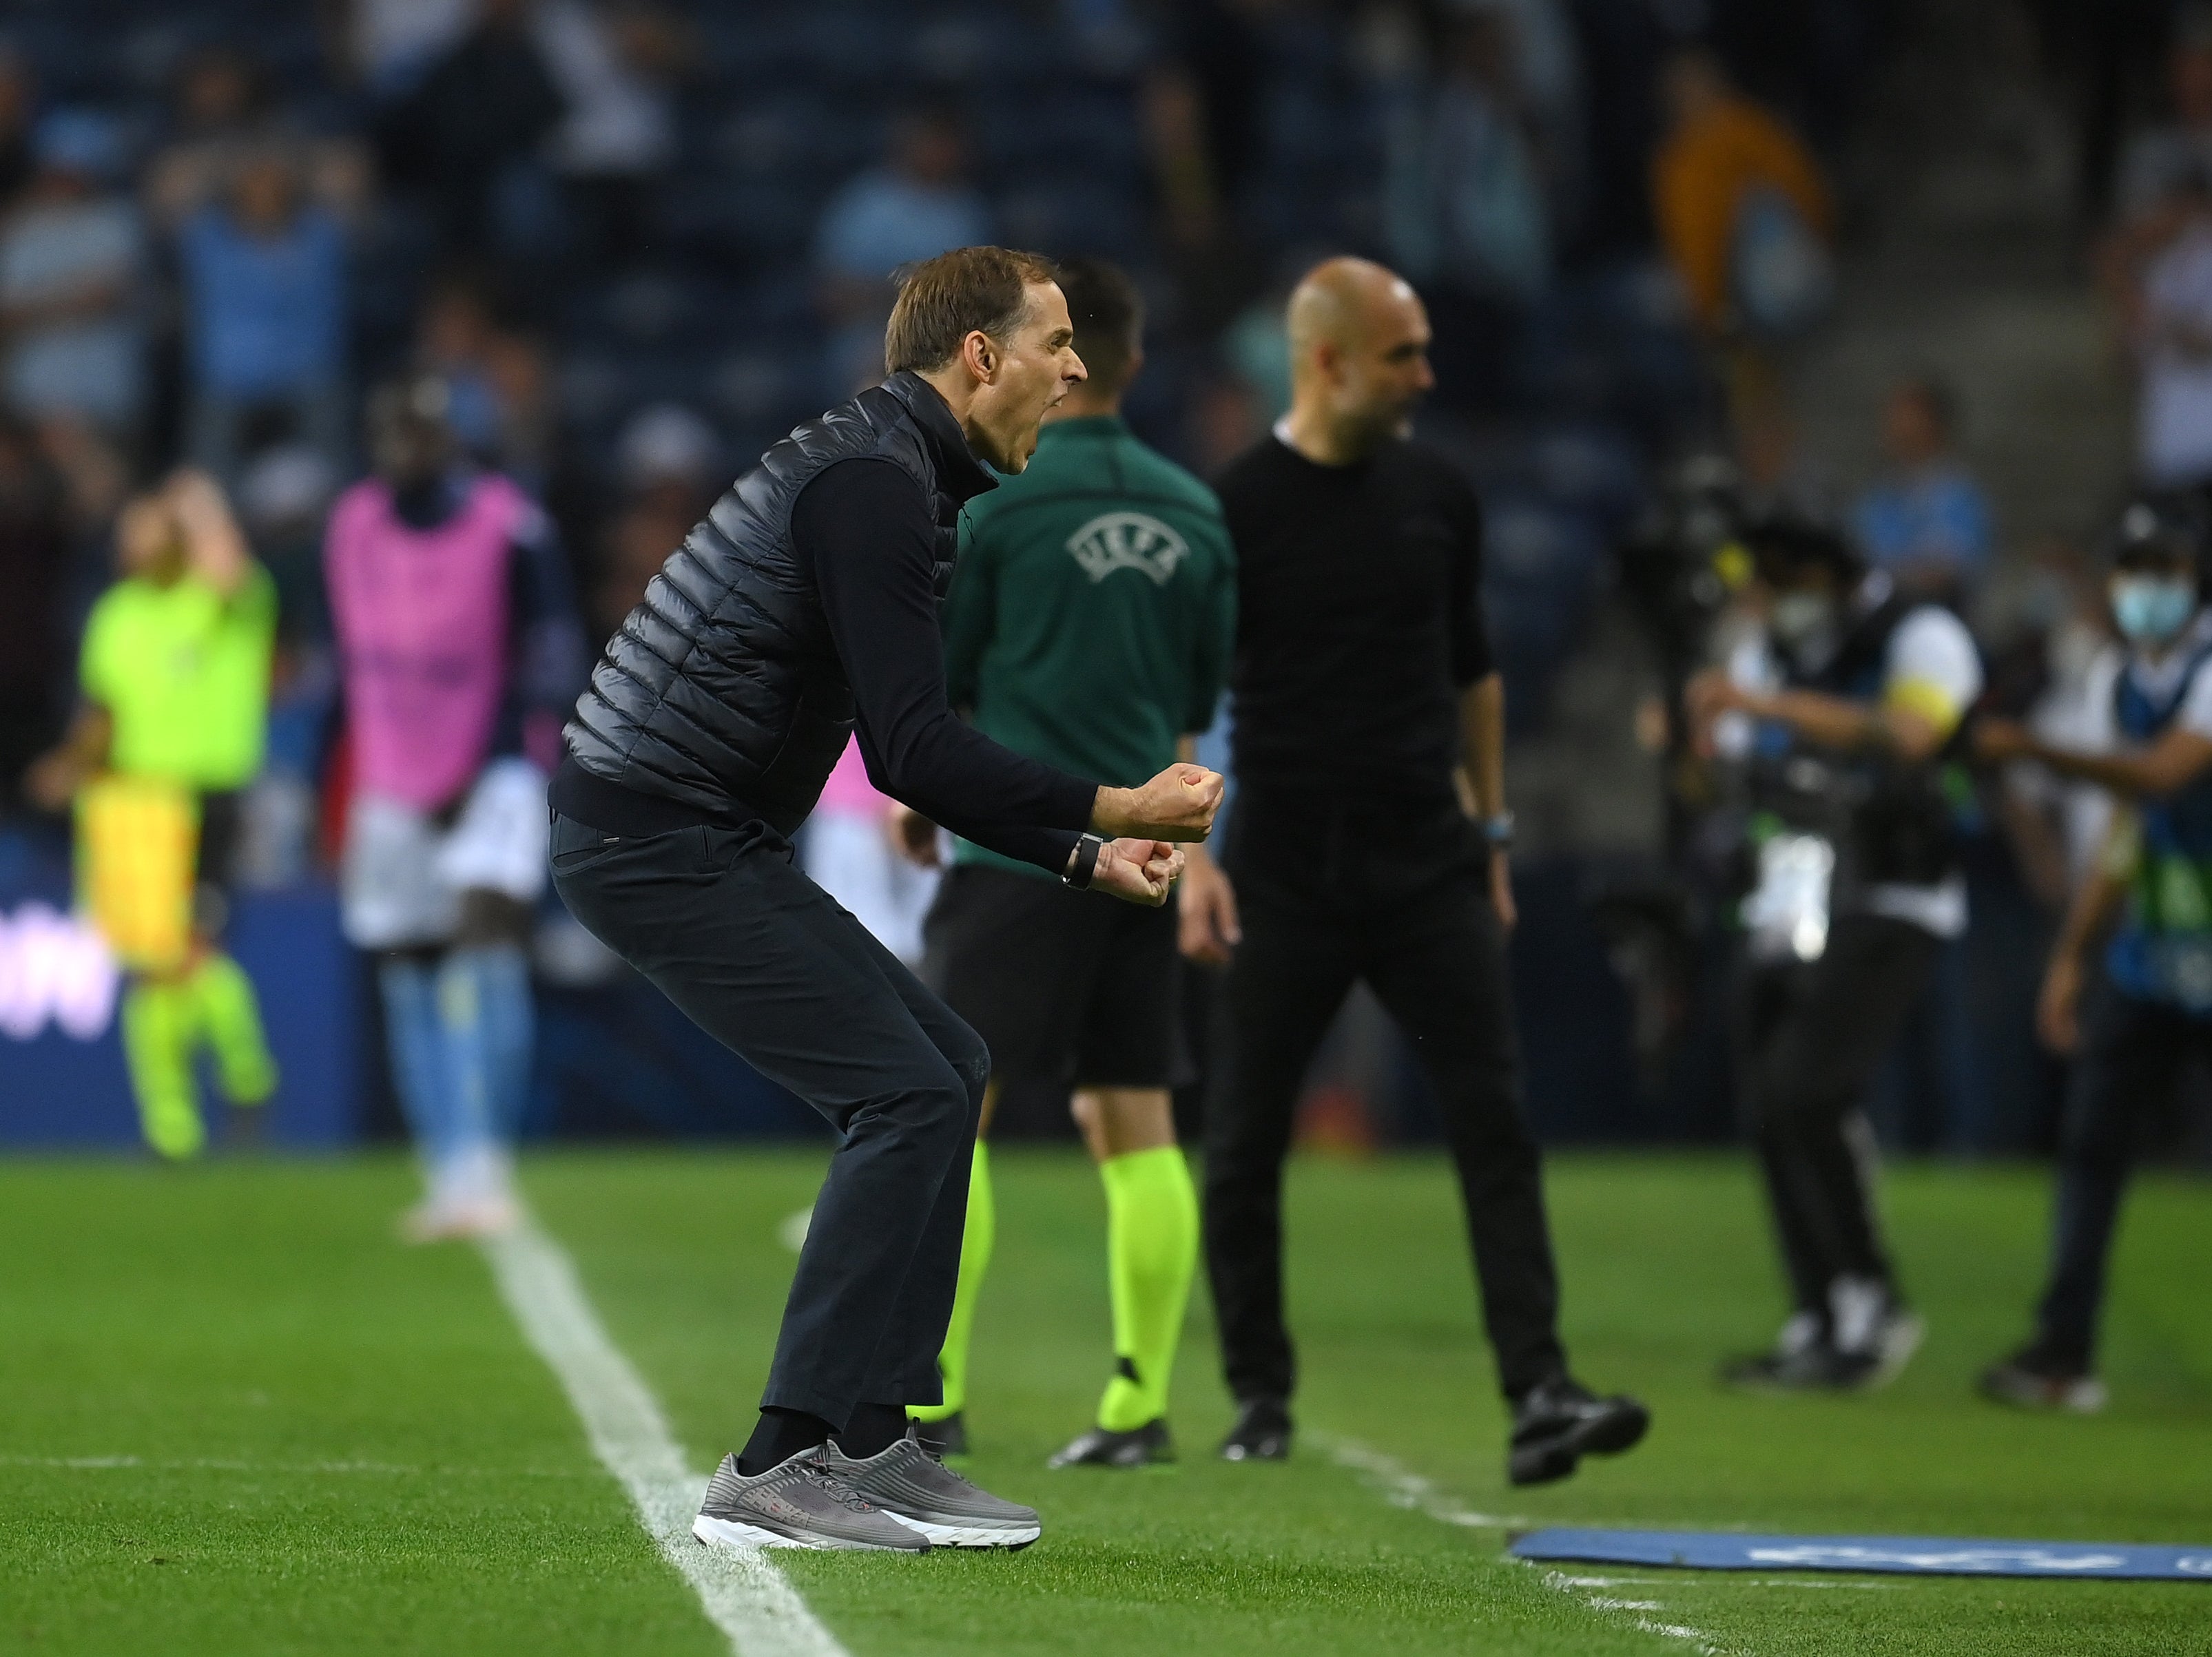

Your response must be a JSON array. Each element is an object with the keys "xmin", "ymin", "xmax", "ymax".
[{"xmin": 5, "ymin": 1148, "xmax": 2209, "ymax": 1655}]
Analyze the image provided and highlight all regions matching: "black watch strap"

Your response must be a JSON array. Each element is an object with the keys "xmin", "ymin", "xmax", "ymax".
[{"xmin": 1064, "ymin": 833, "xmax": 1106, "ymax": 890}]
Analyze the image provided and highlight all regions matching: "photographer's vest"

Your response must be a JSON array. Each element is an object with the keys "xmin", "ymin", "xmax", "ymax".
[
  {"xmin": 2107, "ymin": 627, "xmax": 2212, "ymax": 1012},
  {"xmin": 1772, "ymin": 590, "xmax": 1965, "ymax": 893}
]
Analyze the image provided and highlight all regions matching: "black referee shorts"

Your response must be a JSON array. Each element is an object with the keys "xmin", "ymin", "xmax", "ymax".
[{"xmin": 922, "ymin": 862, "xmax": 1188, "ymax": 1101}]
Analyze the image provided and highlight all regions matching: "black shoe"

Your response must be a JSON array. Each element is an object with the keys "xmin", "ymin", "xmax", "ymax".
[
  {"xmin": 1720, "ymin": 1343, "xmax": 1874, "ymax": 1390},
  {"xmin": 1219, "ymin": 1396, "xmax": 1292, "ymax": 1461},
  {"xmin": 1978, "ymin": 1344, "xmax": 2107, "ymax": 1414},
  {"xmin": 1048, "ymin": 1418, "xmax": 1175, "ymax": 1469},
  {"xmin": 911, "ymin": 1413, "xmax": 967, "ymax": 1457},
  {"xmin": 1509, "ymin": 1377, "xmax": 1649, "ymax": 1487},
  {"xmin": 1720, "ymin": 1310, "xmax": 1874, "ymax": 1392}
]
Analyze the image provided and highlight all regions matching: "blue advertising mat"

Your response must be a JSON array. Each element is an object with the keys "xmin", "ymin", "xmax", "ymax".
[{"xmin": 1511, "ymin": 1528, "xmax": 2212, "ymax": 1583}]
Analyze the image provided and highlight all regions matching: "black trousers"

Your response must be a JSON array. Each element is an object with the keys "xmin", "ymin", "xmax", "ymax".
[
  {"xmin": 549, "ymin": 813, "xmax": 988, "ymax": 1428},
  {"xmin": 1203, "ymin": 789, "xmax": 1566, "ymax": 1403},
  {"xmin": 1738, "ymin": 913, "xmax": 1941, "ymax": 1321},
  {"xmin": 2035, "ymin": 986, "xmax": 2208, "ymax": 1367}
]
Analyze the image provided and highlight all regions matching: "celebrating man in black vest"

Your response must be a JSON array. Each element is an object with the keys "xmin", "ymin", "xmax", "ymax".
[
  {"xmin": 1686, "ymin": 517, "xmax": 1982, "ymax": 1390},
  {"xmin": 1203, "ymin": 257, "xmax": 1648, "ymax": 1488},
  {"xmin": 549, "ymin": 247, "xmax": 1222, "ymax": 1553}
]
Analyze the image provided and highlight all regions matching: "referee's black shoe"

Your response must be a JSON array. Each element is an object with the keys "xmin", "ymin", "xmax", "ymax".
[
  {"xmin": 1508, "ymin": 1377, "xmax": 1650, "ymax": 1487},
  {"xmin": 1219, "ymin": 1396, "xmax": 1292, "ymax": 1461},
  {"xmin": 1049, "ymin": 1417, "xmax": 1175, "ymax": 1469}
]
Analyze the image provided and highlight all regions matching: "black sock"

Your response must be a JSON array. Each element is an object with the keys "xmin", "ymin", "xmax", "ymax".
[
  {"xmin": 833, "ymin": 1401, "xmax": 909, "ymax": 1461},
  {"xmin": 737, "ymin": 1406, "xmax": 832, "ymax": 1477}
]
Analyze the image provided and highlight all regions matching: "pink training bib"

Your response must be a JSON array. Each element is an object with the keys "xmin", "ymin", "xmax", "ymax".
[
  {"xmin": 326, "ymin": 474, "xmax": 533, "ymax": 811},
  {"xmin": 814, "ymin": 734, "xmax": 885, "ymax": 820}
]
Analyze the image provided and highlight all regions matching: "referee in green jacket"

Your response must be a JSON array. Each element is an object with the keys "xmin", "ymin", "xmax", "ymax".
[{"xmin": 893, "ymin": 257, "xmax": 1239, "ymax": 1468}]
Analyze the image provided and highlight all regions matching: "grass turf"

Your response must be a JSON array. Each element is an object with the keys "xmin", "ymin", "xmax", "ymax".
[{"xmin": 3, "ymin": 1150, "xmax": 2208, "ymax": 1655}]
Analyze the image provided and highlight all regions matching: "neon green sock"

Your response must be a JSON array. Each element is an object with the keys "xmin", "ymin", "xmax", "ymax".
[
  {"xmin": 121, "ymin": 979, "xmax": 205, "ymax": 1160},
  {"xmin": 911, "ymin": 1140, "xmax": 993, "ymax": 1424},
  {"xmin": 1096, "ymin": 1144, "xmax": 1199, "ymax": 1432},
  {"xmin": 187, "ymin": 950, "xmax": 278, "ymax": 1105}
]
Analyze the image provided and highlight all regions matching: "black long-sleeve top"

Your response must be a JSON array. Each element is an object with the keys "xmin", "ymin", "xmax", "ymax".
[
  {"xmin": 794, "ymin": 458, "xmax": 1097, "ymax": 872},
  {"xmin": 1216, "ymin": 433, "xmax": 1493, "ymax": 803},
  {"xmin": 552, "ymin": 454, "xmax": 1099, "ymax": 874}
]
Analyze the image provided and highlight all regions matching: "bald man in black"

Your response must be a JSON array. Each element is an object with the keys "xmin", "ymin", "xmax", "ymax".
[{"xmin": 1204, "ymin": 258, "xmax": 1648, "ymax": 1488}]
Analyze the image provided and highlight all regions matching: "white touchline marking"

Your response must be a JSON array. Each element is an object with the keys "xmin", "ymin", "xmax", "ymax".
[
  {"xmin": 1322, "ymin": 1437, "xmax": 1724, "ymax": 1653},
  {"xmin": 483, "ymin": 1217, "xmax": 852, "ymax": 1657},
  {"xmin": 1542, "ymin": 1574, "xmax": 1724, "ymax": 1654},
  {"xmin": 1319, "ymin": 1435, "xmax": 1536, "ymax": 1529}
]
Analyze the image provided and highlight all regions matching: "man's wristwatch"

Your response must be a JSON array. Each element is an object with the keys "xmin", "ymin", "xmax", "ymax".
[
  {"xmin": 1063, "ymin": 833, "xmax": 1107, "ymax": 890},
  {"xmin": 1478, "ymin": 811, "xmax": 1516, "ymax": 849}
]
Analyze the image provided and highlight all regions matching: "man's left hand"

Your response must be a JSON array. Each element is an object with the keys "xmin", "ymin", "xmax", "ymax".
[
  {"xmin": 1093, "ymin": 838, "xmax": 1185, "ymax": 907},
  {"xmin": 1177, "ymin": 847, "xmax": 1241, "ymax": 964}
]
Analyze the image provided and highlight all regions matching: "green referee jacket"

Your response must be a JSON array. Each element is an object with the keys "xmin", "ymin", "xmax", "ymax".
[{"xmin": 944, "ymin": 414, "xmax": 1237, "ymax": 878}]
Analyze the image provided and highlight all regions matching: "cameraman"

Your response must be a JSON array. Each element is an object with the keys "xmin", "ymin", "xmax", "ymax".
[
  {"xmin": 1973, "ymin": 502, "xmax": 2212, "ymax": 1413},
  {"xmin": 1687, "ymin": 519, "xmax": 1981, "ymax": 1389}
]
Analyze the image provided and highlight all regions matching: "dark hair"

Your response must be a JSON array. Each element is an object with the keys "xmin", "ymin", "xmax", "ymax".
[
  {"xmin": 1744, "ymin": 513, "xmax": 1861, "ymax": 587},
  {"xmin": 884, "ymin": 246, "xmax": 1059, "ymax": 375},
  {"xmin": 1055, "ymin": 256, "xmax": 1144, "ymax": 394},
  {"xmin": 2112, "ymin": 496, "xmax": 2207, "ymax": 574}
]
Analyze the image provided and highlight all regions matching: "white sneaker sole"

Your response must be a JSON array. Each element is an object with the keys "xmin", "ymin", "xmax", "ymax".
[
  {"xmin": 875, "ymin": 1512, "xmax": 1042, "ymax": 1549},
  {"xmin": 692, "ymin": 1512, "xmax": 925, "ymax": 1553}
]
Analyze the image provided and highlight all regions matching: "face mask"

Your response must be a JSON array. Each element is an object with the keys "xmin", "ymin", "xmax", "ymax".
[
  {"xmin": 2110, "ymin": 575, "xmax": 2197, "ymax": 645},
  {"xmin": 1768, "ymin": 590, "xmax": 1837, "ymax": 652}
]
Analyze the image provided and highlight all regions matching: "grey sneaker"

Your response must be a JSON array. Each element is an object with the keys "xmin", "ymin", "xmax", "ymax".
[
  {"xmin": 692, "ymin": 1450, "xmax": 931, "ymax": 1552},
  {"xmin": 820, "ymin": 1435, "xmax": 1042, "ymax": 1549}
]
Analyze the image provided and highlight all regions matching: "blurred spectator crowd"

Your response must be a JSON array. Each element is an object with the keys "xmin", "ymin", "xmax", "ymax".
[{"xmin": 0, "ymin": 0, "xmax": 2208, "ymax": 1159}]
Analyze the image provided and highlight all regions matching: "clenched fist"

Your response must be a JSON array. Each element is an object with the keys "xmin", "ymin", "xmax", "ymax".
[
  {"xmin": 1093, "ymin": 762, "xmax": 1223, "ymax": 842},
  {"xmin": 1093, "ymin": 838, "xmax": 1186, "ymax": 906}
]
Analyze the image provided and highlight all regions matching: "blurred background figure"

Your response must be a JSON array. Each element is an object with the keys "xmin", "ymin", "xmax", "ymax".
[
  {"xmin": 143, "ymin": 44, "xmax": 370, "ymax": 231},
  {"xmin": 1851, "ymin": 375, "xmax": 1994, "ymax": 608},
  {"xmin": 326, "ymin": 374, "xmax": 582, "ymax": 1239},
  {"xmin": 533, "ymin": 0, "xmax": 685, "ymax": 274},
  {"xmin": 1384, "ymin": 6, "xmax": 1554, "ymax": 415},
  {"xmin": 1651, "ymin": 45, "xmax": 1832, "ymax": 455},
  {"xmin": 814, "ymin": 105, "xmax": 991, "ymax": 395},
  {"xmin": 0, "ymin": 110, "xmax": 147, "ymax": 442},
  {"xmin": 0, "ymin": 46, "xmax": 39, "ymax": 213},
  {"xmin": 177, "ymin": 144, "xmax": 352, "ymax": 488},
  {"xmin": 0, "ymin": 417, "xmax": 71, "ymax": 813},
  {"xmin": 1688, "ymin": 517, "xmax": 1980, "ymax": 1390},
  {"xmin": 2105, "ymin": 162, "xmax": 2212, "ymax": 493},
  {"xmin": 2112, "ymin": 10, "xmax": 2212, "ymax": 226},
  {"xmin": 28, "ymin": 471, "xmax": 278, "ymax": 1158},
  {"xmin": 1651, "ymin": 47, "xmax": 1833, "ymax": 344},
  {"xmin": 592, "ymin": 400, "xmax": 720, "ymax": 636},
  {"xmin": 1972, "ymin": 499, "xmax": 2212, "ymax": 1412},
  {"xmin": 376, "ymin": 0, "xmax": 567, "ymax": 267},
  {"xmin": 413, "ymin": 273, "xmax": 553, "ymax": 488}
]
